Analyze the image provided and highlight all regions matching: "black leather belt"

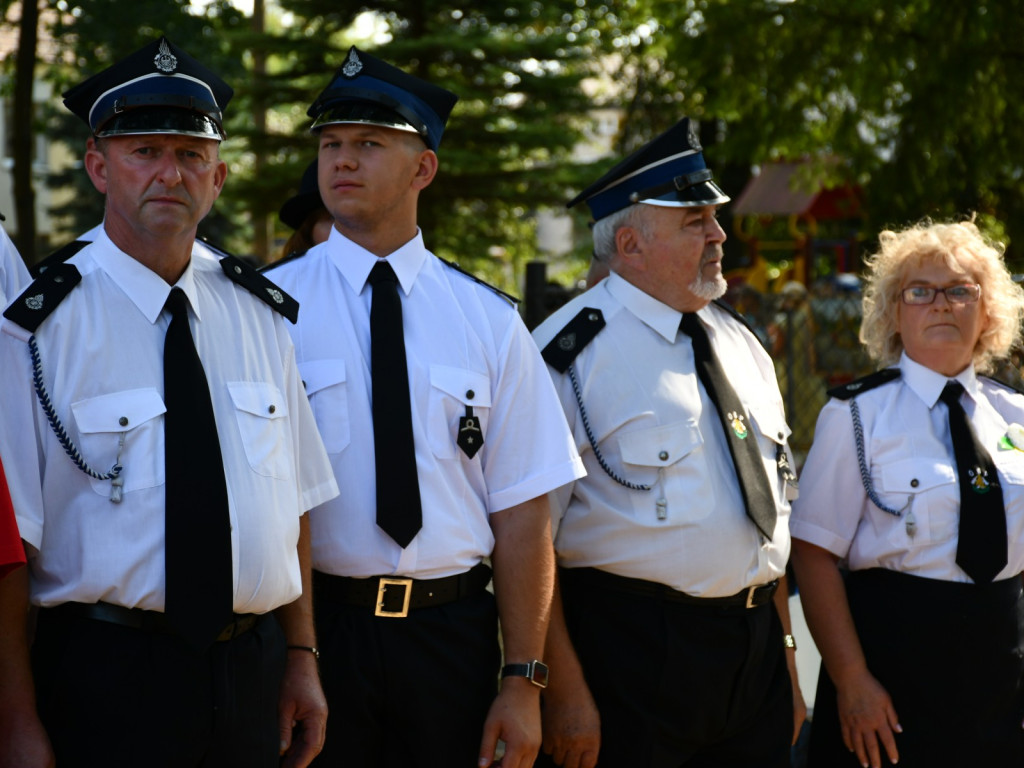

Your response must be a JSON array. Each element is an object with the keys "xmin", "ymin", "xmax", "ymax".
[
  {"xmin": 47, "ymin": 601, "xmax": 259, "ymax": 642},
  {"xmin": 562, "ymin": 567, "xmax": 778, "ymax": 609},
  {"xmin": 314, "ymin": 562, "xmax": 492, "ymax": 618}
]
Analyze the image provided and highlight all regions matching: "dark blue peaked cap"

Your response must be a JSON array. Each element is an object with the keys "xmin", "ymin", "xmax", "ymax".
[
  {"xmin": 567, "ymin": 118, "xmax": 730, "ymax": 221},
  {"xmin": 62, "ymin": 37, "xmax": 233, "ymax": 140},
  {"xmin": 308, "ymin": 46, "xmax": 458, "ymax": 152}
]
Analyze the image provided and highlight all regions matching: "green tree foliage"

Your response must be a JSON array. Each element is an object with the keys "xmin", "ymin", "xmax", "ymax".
[
  {"xmin": 597, "ymin": 0, "xmax": 1024, "ymax": 263},
  {"xmin": 254, "ymin": 0, "xmax": 597, "ymax": 286}
]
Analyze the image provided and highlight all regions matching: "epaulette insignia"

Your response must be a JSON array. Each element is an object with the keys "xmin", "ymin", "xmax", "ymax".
[
  {"xmin": 711, "ymin": 298, "xmax": 768, "ymax": 352},
  {"xmin": 981, "ymin": 371, "xmax": 1024, "ymax": 397},
  {"xmin": 259, "ymin": 248, "xmax": 309, "ymax": 274},
  {"xmin": 438, "ymin": 257, "xmax": 519, "ymax": 306},
  {"xmin": 827, "ymin": 368, "xmax": 901, "ymax": 400},
  {"xmin": 220, "ymin": 255, "xmax": 299, "ymax": 324},
  {"xmin": 541, "ymin": 307, "xmax": 605, "ymax": 373},
  {"xmin": 3, "ymin": 263, "xmax": 82, "ymax": 332},
  {"xmin": 31, "ymin": 239, "xmax": 89, "ymax": 279}
]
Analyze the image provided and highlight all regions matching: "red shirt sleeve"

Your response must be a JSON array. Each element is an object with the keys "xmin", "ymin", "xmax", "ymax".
[{"xmin": 0, "ymin": 455, "xmax": 26, "ymax": 579}]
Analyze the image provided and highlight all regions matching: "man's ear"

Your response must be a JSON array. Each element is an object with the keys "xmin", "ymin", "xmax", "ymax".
[
  {"xmin": 615, "ymin": 224, "xmax": 645, "ymax": 270},
  {"xmin": 84, "ymin": 139, "xmax": 108, "ymax": 195},
  {"xmin": 411, "ymin": 149, "xmax": 439, "ymax": 191}
]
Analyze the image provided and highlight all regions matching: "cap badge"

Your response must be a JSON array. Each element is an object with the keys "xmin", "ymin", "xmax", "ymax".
[
  {"xmin": 342, "ymin": 49, "xmax": 363, "ymax": 78},
  {"xmin": 266, "ymin": 287, "xmax": 284, "ymax": 305},
  {"xmin": 25, "ymin": 293, "xmax": 44, "ymax": 311},
  {"xmin": 154, "ymin": 39, "xmax": 178, "ymax": 74},
  {"xmin": 687, "ymin": 121, "xmax": 702, "ymax": 151}
]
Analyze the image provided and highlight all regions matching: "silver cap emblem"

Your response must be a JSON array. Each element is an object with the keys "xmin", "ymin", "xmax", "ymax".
[
  {"xmin": 342, "ymin": 49, "xmax": 363, "ymax": 78},
  {"xmin": 154, "ymin": 39, "xmax": 178, "ymax": 74}
]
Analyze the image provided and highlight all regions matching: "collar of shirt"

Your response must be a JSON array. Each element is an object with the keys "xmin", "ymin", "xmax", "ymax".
[
  {"xmin": 605, "ymin": 272, "xmax": 684, "ymax": 343},
  {"xmin": 900, "ymin": 351, "xmax": 980, "ymax": 409},
  {"xmin": 89, "ymin": 228, "xmax": 201, "ymax": 324},
  {"xmin": 326, "ymin": 226, "xmax": 428, "ymax": 298}
]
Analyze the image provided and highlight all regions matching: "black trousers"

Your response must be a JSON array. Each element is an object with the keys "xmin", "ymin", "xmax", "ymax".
[
  {"xmin": 32, "ymin": 607, "xmax": 286, "ymax": 768},
  {"xmin": 807, "ymin": 569, "xmax": 1024, "ymax": 767},
  {"xmin": 311, "ymin": 583, "xmax": 500, "ymax": 767},
  {"xmin": 536, "ymin": 568, "xmax": 793, "ymax": 768}
]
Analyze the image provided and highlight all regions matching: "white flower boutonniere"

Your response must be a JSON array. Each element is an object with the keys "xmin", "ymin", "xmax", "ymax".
[{"xmin": 1000, "ymin": 423, "xmax": 1024, "ymax": 451}]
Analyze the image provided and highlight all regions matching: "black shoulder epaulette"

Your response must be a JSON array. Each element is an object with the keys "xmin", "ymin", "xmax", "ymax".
[
  {"xmin": 541, "ymin": 307, "xmax": 606, "ymax": 373},
  {"xmin": 711, "ymin": 298, "xmax": 769, "ymax": 352},
  {"xmin": 220, "ymin": 255, "xmax": 299, "ymax": 324},
  {"xmin": 827, "ymin": 368, "xmax": 901, "ymax": 400},
  {"xmin": 981, "ymin": 370, "xmax": 1024, "ymax": 396},
  {"xmin": 437, "ymin": 256, "xmax": 519, "ymax": 306},
  {"xmin": 31, "ymin": 239, "xmax": 89, "ymax": 279},
  {"xmin": 3, "ymin": 262, "xmax": 82, "ymax": 332},
  {"xmin": 260, "ymin": 248, "xmax": 309, "ymax": 274}
]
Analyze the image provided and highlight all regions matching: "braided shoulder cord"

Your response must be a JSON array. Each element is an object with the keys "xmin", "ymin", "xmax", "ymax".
[
  {"xmin": 850, "ymin": 397, "xmax": 907, "ymax": 517},
  {"xmin": 568, "ymin": 363, "xmax": 651, "ymax": 491},
  {"xmin": 28, "ymin": 334, "xmax": 122, "ymax": 482}
]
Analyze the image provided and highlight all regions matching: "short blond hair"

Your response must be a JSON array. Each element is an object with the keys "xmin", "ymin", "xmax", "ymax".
[{"xmin": 860, "ymin": 219, "xmax": 1024, "ymax": 374}]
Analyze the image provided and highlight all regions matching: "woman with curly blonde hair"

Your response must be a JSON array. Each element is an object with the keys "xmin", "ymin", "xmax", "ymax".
[{"xmin": 790, "ymin": 218, "xmax": 1024, "ymax": 768}]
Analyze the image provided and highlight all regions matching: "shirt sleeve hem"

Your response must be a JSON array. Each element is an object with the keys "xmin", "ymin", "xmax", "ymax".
[
  {"xmin": 789, "ymin": 519, "xmax": 850, "ymax": 558},
  {"xmin": 300, "ymin": 478, "xmax": 341, "ymax": 514},
  {"xmin": 487, "ymin": 457, "xmax": 586, "ymax": 513}
]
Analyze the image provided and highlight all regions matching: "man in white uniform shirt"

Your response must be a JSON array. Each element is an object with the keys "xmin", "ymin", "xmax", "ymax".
[
  {"xmin": 533, "ymin": 118, "xmax": 804, "ymax": 768},
  {"xmin": 264, "ymin": 47, "xmax": 584, "ymax": 768},
  {"xmin": 0, "ymin": 37, "xmax": 338, "ymax": 768}
]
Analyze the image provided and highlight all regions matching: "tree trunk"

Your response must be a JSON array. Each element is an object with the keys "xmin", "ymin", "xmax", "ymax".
[{"xmin": 12, "ymin": 0, "xmax": 39, "ymax": 262}]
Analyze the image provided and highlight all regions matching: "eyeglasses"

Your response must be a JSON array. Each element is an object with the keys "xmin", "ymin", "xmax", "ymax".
[{"xmin": 900, "ymin": 284, "xmax": 981, "ymax": 305}]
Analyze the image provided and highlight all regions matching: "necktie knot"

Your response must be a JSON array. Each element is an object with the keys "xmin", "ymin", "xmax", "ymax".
[
  {"xmin": 940, "ymin": 380, "xmax": 965, "ymax": 406},
  {"xmin": 679, "ymin": 312, "xmax": 703, "ymax": 339},
  {"xmin": 165, "ymin": 287, "xmax": 189, "ymax": 320},
  {"xmin": 368, "ymin": 261, "xmax": 399, "ymax": 287}
]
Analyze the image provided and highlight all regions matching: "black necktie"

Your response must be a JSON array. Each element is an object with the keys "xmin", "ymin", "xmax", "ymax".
[
  {"xmin": 368, "ymin": 261, "xmax": 422, "ymax": 548},
  {"xmin": 680, "ymin": 313, "xmax": 777, "ymax": 539},
  {"xmin": 939, "ymin": 381, "xmax": 1007, "ymax": 583},
  {"xmin": 163, "ymin": 288, "xmax": 233, "ymax": 649}
]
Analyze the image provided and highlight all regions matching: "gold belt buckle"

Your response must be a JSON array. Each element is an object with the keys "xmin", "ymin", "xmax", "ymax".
[
  {"xmin": 375, "ymin": 577, "xmax": 413, "ymax": 618},
  {"xmin": 745, "ymin": 585, "xmax": 759, "ymax": 609}
]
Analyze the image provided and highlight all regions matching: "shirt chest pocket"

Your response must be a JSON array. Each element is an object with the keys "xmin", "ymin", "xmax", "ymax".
[
  {"xmin": 226, "ymin": 382, "xmax": 292, "ymax": 480},
  {"xmin": 71, "ymin": 388, "xmax": 166, "ymax": 497},
  {"xmin": 747, "ymin": 401, "xmax": 796, "ymax": 503},
  {"xmin": 298, "ymin": 359, "xmax": 350, "ymax": 454},
  {"xmin": 427, "ymin": 365, "xmax": 491, "ymax": 460},
  {"xmin": 618, "ymin": 421, "xmax": 711, "ymax": 522},
  {"xmin": 878, "ymin": 458, "xmax": 956, "ymax": 546}
]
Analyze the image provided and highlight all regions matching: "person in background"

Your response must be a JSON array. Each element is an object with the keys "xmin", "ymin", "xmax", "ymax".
[
  {"xmin": 277, "ymin": 158, "xmax": 333, "ymax": 261},
  {"xmin": 0, "ymin": 37, "xmax": 338, "ymax": 768},
  {"xmin": 533, "ymin": 117, "xmax": 804, "ymax": 768},
  {"xmin": 264, "ymin": 46, "xmax": 584, "ymax": 768},
  {"xmin": 791, "ymin": 219, "xmax": 1024, "ymax": 768}
]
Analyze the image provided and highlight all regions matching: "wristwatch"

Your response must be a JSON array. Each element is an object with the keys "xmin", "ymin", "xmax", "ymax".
[{"xmin": 500, "ymin": 659, "xmax": 549, "ymax": 689}]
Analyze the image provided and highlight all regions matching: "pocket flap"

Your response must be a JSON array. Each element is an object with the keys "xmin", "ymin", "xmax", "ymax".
[
  {"xmin": 226, "ymin": 382, "xmax": 288, "ymax": 420},
  {"xmin": 429, "ymin": 365, "xmax": 491, "ymax": 407},
  {"xmin": 619, "ymin": 420, "xmax": 702, "ymax": 468},
  {"xmin": 880, "ymin": 457, "xmax": 956, "ymax": 493},
  {"xmin": 298, "ymin": 359, "xmax": 346, "ymax": 396},
  {"xmin": 71, "ymin": 388, "xmax": 166, "ymax": 434},
  {"xmin": 749, "ymin": 401, "xmax": 792, "ymax": 444}
]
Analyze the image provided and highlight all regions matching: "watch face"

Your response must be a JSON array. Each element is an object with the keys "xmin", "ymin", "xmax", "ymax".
[{"xmin": 531, "ymin": 661, "xmax": 550, "ymax": 688}]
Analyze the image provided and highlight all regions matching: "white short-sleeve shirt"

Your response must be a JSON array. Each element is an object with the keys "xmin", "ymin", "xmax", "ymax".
[
  {"xmin": 532, "ymin": 273, "xmax": 794, "ymax": 597},
  {"xmin": 0, "ymin": 230, "xmax": 339, "ymax": 612},
  {"xmin": 791, "ymin": 352, "xmax": 1024, "ymax": 582},
  {"xmin": 266, "ymin": 227, "xmax": 584, "ymax": 579}
]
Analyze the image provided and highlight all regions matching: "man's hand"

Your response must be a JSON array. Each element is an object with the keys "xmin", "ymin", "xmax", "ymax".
[
  {"xmin": 0, "ymin": 705, "xmax": 54, "ymax": 768},
  {"xmin": 540, "ymin": 674, "xmax": 599, "ymax": 768},
  {"xmin": 836, "ymin": 670, "xmax": 902, "ymax": 768},
  {"xmin": 477, "ymin": 680, "xmax": 542, "ymax": 768},
  {"xmin": 277, "ymin": 650, "xmax": 327, "ymax": 768}
]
